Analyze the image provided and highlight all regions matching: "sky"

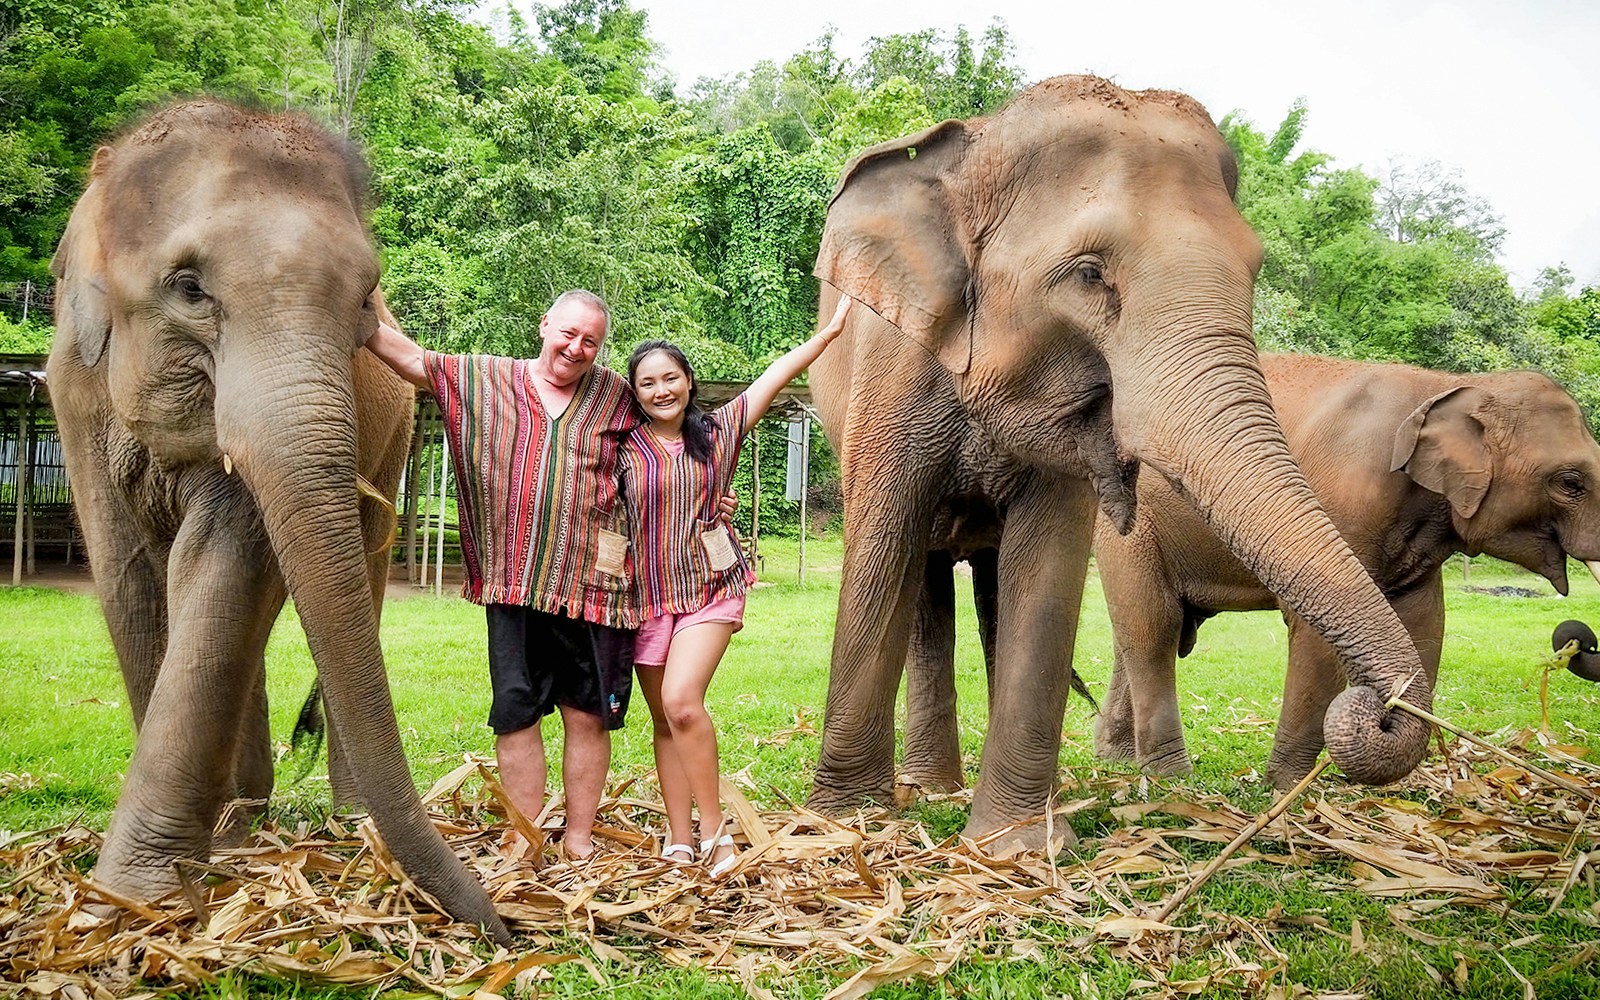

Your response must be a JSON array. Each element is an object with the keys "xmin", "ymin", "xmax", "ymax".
[{"xmin": 621, "ymin": 0, "xmax": 1599, "ymax": 290}]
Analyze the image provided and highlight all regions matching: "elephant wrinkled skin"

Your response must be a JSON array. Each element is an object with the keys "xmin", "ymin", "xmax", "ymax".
[
  {"xmin": 808, "ymin": 76, "xmax": 1436, "ymax": 850},
  {"xmin": 48, "ymin": 101, "xmax": 509, "ymax": 942},
  {"xmin": 1094, "ymin": 354, "xmax": 1600, "ymax": 785}
]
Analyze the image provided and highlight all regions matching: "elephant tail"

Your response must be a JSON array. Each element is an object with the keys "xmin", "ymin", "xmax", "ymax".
[
  {"xmin": 1069, "ymin": 668, "xmax": 1099, "ymax": 713},
  {"xmin": 290, "ymin": 679, "xmax": 327, "ymax": 778}
]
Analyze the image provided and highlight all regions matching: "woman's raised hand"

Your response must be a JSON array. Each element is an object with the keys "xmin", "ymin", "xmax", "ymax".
[{"xmin": 817, "ymin": 295, "xmax": 854, "ymax": 344}]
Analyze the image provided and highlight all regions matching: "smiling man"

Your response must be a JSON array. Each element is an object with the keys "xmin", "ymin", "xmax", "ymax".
[{"xmin": 365, "ymin": 289, "xmax": 638, "ymax": 860}]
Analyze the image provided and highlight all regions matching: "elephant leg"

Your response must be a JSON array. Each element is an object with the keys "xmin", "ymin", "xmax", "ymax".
[
  {"xmin": 902, "ymin": 550, "xmax": 964, "ymax": 792},
  {"xmin": 965, "ymin": 478, "xmax": 1097, "ymax": 851},
  {"xmin": 971, "ymin": 547, "xmax": 999, "ymax": 703},
  {"xmin": 94, "ymin": 479, "xmax": 280, "ymax": 901},
  {"xmin": 56, "ymin": 416, "xmax": 169, "ymax": 727},
  {"xmin": 217, "ymin": 578, "xmax": 286, "ymax": 845},
  {"xmin": 1098, "ymin": 580, "xmax": 1189, "ymax": 775},
  {"xmin": 1095, "ymin": 662, "xmax": 1138, "ymax": 762},
  {"xmin": 1266, "ymin": 573, "xmax": 1443, "ymax": 788},
  {"xmin": 810, "ymin": 449, "xmax": 941, "ymax": 814}
]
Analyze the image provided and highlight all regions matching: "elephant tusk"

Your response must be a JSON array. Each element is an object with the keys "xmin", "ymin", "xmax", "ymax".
[
  {"xmin": 1586, "ymin": 560, "xmax": 1600, "ymax": 589},
  {"xmin": 222, "ymin": 454, "xmax": 234, "ymax": 475}
]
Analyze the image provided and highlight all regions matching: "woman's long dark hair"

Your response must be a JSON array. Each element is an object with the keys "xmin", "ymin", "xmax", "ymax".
[{"xmin": 628, "ymin": 340, "xmax": 713, "ymax": 463}]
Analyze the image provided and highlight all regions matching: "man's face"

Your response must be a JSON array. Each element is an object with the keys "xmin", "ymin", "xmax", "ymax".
[{"xmin": 537, "ymin": 301, "xmax": 607, "ymax": 386}]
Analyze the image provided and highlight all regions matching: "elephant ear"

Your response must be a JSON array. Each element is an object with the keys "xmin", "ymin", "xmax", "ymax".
[
  {"xmin": 49, "ymin": 148, "xmax": 115, "ymax": 368},
  {"xmin": 813, "ymin": 120, "xmax": 975, "ymax": 374},
  {"xmin": 1390, "ymin": 385, "xmax": 1493, "ymax": 519}
]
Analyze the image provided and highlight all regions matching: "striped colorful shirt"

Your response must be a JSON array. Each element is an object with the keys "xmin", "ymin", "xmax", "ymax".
[
  {"xmin": 424, "ymin": 351, "xmax": 640, "ymax": 628},
  {"xmin": 620, "ymin": 393, "xmax": 757, "ymax": 619}
]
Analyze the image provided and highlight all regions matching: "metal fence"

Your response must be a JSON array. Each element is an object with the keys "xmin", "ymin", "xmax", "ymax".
[{"xmin": 0, "ymin": 281, "xmax": 54, "ymax": 323}]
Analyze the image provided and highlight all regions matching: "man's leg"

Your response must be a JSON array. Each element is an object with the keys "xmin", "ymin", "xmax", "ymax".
[
  {"xmin": 557, "ymin": 704, "xmax": 610, "ymax": 858},
  {"xmin": 496, "ymin": 724, "xmax": 547, "ymax": 823},
  {"xmin": 485, "ymin": 604, "xmax": 555, "ymax": 836}
]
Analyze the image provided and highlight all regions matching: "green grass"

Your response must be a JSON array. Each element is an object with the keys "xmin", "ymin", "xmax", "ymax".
[{"xmin": 4, "ymin": 541, "xmax": 1600, "ymax": 997}]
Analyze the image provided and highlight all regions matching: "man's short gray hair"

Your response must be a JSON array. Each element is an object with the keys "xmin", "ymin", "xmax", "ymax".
[{"xmin": 549, "ymin": 289, "xmax": 611, "ymax": 334}]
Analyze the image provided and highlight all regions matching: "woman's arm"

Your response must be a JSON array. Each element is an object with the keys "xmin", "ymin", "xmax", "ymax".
[
  {"xmin": 363, "ymin": 292, "xmax": 429, "ymax": 388},
  {"xmin": 740, "ymin": 295, "xmax": 853, "ymax": 434}
]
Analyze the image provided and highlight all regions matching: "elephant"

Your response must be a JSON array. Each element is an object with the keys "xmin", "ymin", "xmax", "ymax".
[
  {"xmin": 807, "ymin": 74, "xmax": 1436, "ymax": 850},
  {"xmin": 47, "ymin": 100, "xmax": 509, "ymax": 943},
  {"xmin": 1093, "ymin": 353, "xmax": 1600, "ymax": 785},
  {"xmin": 1554, "ymin": 620, "xmax": 1600, "ymax": 681}
]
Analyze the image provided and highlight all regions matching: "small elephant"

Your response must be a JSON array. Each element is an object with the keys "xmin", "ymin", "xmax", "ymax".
[
  {"xmin": 1093, "ymin": 353, "xmax": 1600, "ymax": 786},
  {"xmin": 1554, "ymin": 621, "xmax": 1600, "ymax": 681},
  {"xmin": 807, "ymin": 76, "xmax": 1435, "ymax": 850},
  {"xmin": 48, "ymin": 100, "xmax": 508, "ymax": 942}
]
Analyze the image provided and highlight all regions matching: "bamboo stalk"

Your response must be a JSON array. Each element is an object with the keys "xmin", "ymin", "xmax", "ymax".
[
  {"xmin": 1387, "ymin": 696, "xmax": 1598, "ymax": 802},
  {"xmin": 1154, "ymin": 757, "xmax": 1330, "ymax": 923}
]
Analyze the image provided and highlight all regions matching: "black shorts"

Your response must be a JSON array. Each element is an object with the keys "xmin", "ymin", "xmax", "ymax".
[{"xmin": 484, "ymin": 604, "xmax": 635, "ymax": 733}]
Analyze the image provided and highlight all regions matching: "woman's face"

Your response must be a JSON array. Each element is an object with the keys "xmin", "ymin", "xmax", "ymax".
[{"xmin": 632, "ymin": 350, "xmax": 692, "ymax": 427}]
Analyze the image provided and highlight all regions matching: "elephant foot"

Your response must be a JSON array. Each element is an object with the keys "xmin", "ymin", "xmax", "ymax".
[
  {"xmin": 212, "ymin": 797, "xmax": 267, "ymax": 848},
  {"xmin": 807, "ymin": 782, "xmax": 895, "ymax": 817},
  {"xmin": 896, "ymin": 766, "xmax": 965, "ymax": 795},
  {"xmin": 963, "ymin": 808, "xmax": 1079, "ymax": 856},
  {"xmin": 1092, "ymin": 716, "xmax": 1138, "ymax": 763},
  {"xmin": 1137, "ymin": 742, "xmax": 1194, "ymax": 778},
  {"xmin": 1265, "ymin": 750, "xmax": 1322, "ymax": 791}
]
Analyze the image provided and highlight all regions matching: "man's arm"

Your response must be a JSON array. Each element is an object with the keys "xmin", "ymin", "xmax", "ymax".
[{"xmin": 364, "ymin": 292, "xmax": 429, "ymax": 388}]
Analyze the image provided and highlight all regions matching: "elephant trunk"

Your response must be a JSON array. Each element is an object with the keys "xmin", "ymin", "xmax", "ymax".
[
  {"xmin": 215, "ymin": 329, "xmax": 511, "ymax": 944},
  {"xmin": 1115, "ymin": 318, "xmax": 1432, "ymax": 786}
]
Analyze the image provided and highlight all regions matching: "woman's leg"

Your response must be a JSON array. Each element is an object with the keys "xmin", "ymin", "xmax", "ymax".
[
  {"xmin": 635, "ymin": 664, "xmax": 695, "ymax": 851},
  {"xmin": 659, "ymin": 621, "xmax": 737, "ymax": 865}
]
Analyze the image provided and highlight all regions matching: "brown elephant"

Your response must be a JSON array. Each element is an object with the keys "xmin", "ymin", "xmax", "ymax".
[
  {"xmin": 807, "ymin": 75, "xmax": 1436, "ymax": 849},
  {"xmin": 1093, "ymin": 353, "xmax": 1600, "ymax": 786},
  {"xmin": 47, "ymin": 101, "xmax": 509, "ymax": 942}
]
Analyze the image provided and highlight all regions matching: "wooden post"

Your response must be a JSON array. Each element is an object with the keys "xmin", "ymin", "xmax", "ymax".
[
  {"xmin": 798, "ymin": 409, "xmax": 809, "ymax": 586},
  {"xmin": 404, "ymin": 399, "xmax": 423, "ymax": 583},
  {"xmin": 434, "ymin": 432, "xmax": 447, "ymax": 596},
  {"xmin": 23, "ymin": 395, "xmax": 34, "ymax": 577},
  {"xmin": 420, "ymin": 420, "xmax": 435, "ymax": 589},
  {"xmin": 749, "ymin": 427, "xmax": 761, "ymax": 569},
  {"xmin": 12, "ymin": 393, "xmax": 30, "ymax": 586}
]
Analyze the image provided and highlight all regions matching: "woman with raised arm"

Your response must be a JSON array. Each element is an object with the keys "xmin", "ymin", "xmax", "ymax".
[{"xmin": 623, "ymin": 294, "xmax": 853, "ymax": 876}]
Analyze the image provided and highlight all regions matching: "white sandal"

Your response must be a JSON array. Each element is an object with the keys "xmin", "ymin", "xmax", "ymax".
[
  {"xmin": 701, "ymin": 834, "xmax": 738, "ymax": 878},
  {"xmin": 661, "ymin": 842, "xmax": 695, "ymax": 864}
]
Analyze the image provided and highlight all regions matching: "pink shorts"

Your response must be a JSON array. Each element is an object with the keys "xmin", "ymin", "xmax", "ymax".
[{"xmin": 634, "ymin": 595, "xmax": 746, "ymax": 668}]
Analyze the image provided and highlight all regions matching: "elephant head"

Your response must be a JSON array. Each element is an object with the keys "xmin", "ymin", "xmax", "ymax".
[
  {"xmin": 1391, "ymin": 373, "xmax": 1600, "ymax": 596},
  {"xmin": 48, "ymin": 101, "xmax": 506, "ymax": 939},
  {"xmin": 814, "ymin": 75, "xmax": 1432, "ymax": 785}
]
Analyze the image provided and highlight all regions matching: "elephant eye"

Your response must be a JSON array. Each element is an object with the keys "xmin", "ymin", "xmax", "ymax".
[
  {"xmin": 172, "ymin": 271, "xmax": 208, "ymax": 304},
  {"xmin": 1078, "ymin": 262, "xmax": 1104, "ymax": 285},
  {"xmin": 1553, "ymin": 469, "xmax": 1587, "ymax": 499}
]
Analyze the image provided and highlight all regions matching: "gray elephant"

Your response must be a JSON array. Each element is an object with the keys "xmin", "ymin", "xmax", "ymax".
[
  {"xmin": 1094, "ymin": 354, "xmax": 1600, "ymax": 784},
  {"xmin": 48, "ymin": 100, "xmax": 508, "ymax": 942},
  {"xmin": 807, "ymin": 75, "xmax": 1436, "ymax": 850}
]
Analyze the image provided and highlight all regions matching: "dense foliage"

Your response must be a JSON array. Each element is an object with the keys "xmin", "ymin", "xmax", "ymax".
[{"xmin": 3, "ymin": 0, "xmax": 1596, "ymax": 531}]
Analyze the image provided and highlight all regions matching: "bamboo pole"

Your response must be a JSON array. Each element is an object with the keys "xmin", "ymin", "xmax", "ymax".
[
  {"xmin": 1387, "ymin": 696, "xmax": 1598, "ymax": 802},
  {"xmin": 1154, "ymin": 757, "xmax": 1331, "ymax": 923}
]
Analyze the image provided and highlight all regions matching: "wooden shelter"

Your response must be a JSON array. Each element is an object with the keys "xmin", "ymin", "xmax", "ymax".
[{"xmin": 0, "ymin": 353, "xmax": 74, "ymax": 585}]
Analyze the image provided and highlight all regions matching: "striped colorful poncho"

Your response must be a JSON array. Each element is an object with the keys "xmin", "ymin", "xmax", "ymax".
[
  {"xmin": 619, "ymin": 393, "xmax": 757, "ymax": 619},
  {"xmin": 424, "ymin": 350, "xmax": 641, "ymax": 628}
]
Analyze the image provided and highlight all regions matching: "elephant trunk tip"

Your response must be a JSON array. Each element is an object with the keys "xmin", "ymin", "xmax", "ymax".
[
  {"xmin": 1553, "ymin": 620, "xmax": 1600, "ymax": 682},
  {"xmin": 1322, "ymin": 685, "xmax": 1430, "ymax": 786}
]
